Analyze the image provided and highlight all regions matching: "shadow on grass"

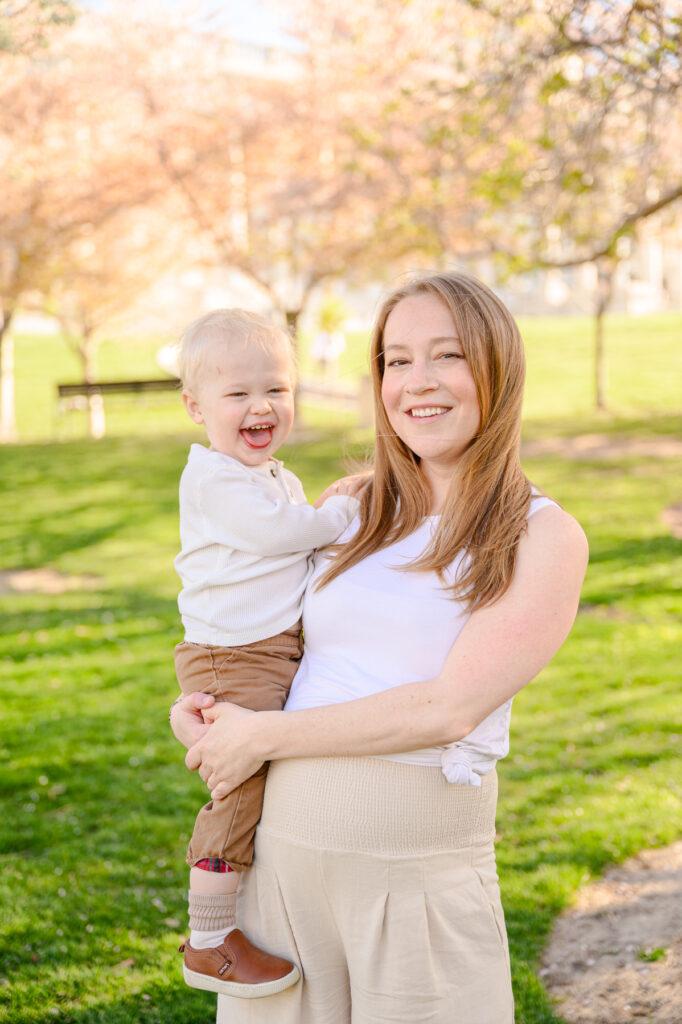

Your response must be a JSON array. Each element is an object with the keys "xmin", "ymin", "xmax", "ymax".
[
  {"xmin": 521, "ymin": 411, "xmax": 682, "ymax": 442},
  {"xmin": 2, "ymin": 587, "xmax": 179, "ymax": 660},
  {"xmin": 588, "ymin": 533, "xmax": 681, "ymax": 568},
  {"xmin": 2, "ymin": 979, "xmax": 216, "ymax": 1024},
  {"xmin": 1, "ymin": 514, "xmax": 136, "ymax": 571}
]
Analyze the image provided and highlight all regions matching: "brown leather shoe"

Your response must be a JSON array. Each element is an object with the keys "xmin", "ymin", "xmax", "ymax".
[{"xmin": 180, "ymin": 929, "xmax": 300, "ymax": 998}]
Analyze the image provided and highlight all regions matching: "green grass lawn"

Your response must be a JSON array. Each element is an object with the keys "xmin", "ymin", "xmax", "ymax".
[
  {"xmin": 9, "ymin": 311, "xmax": 682, "ymax": 442},
  {"xmin": 0, "ymin": 415, "xmax": 680, "ymax": 1023}
]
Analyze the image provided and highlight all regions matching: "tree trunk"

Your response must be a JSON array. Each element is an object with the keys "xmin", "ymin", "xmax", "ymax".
[
  {"xmin": 78, "ymin": 325, "xmax": 106, "ymax": 440},
  {"xmin": 0, "ymin": 308, "xmax": 17, "ymax": 443},
  {"xmin": 285, "ymin": 309, "xmax": 301, "ymax": 340},
  {"xmin": 594, "ymin": 261, "xmax": 615, "ymax": 412},
  {"xmin": 81, "ymin": 328, "xmax": 97, "ymax": 386},
  {"xmin": 284, "ymin": 309, "xmax": 303, "ymax": 425}
]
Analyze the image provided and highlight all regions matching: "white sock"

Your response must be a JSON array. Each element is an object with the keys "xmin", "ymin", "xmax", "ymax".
[{"xmin": 190, "ymin": 924, "xmax": 237, "ymax": 950}]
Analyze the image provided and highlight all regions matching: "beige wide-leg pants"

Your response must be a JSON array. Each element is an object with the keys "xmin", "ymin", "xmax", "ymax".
[{"xmin": 217, "ymin": 756, "xmax": 514, "ymax": 1024}]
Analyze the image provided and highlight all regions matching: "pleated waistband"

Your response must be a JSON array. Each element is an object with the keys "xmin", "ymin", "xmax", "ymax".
[{"xmin": 259, "ymin": 756, "xmax": 497, "ymax": 856}]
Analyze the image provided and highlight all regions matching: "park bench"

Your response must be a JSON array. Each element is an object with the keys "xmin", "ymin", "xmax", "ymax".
[
  {"xmin": 57, "ymin": 378, "xmax": 181, "ymax": 401},
  {"xmin": 55, "ymin": 377, "xmax": 182, "ymax": 437}
]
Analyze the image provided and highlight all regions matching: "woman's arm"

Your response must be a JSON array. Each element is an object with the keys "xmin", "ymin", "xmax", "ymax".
[{"xmin": 186, "ymin": 505, "xmax": 588, "ymax": 798}]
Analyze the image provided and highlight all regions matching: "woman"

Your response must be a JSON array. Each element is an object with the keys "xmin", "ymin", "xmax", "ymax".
[{"xmin": 171, "ymin": 271, "xmax": 588, "ymax": 1023}]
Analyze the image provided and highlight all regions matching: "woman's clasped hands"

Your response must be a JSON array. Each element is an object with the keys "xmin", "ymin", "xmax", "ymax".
[{"xmin": 170, "ymin": 692, "xmax": 263, "ymax": 800}]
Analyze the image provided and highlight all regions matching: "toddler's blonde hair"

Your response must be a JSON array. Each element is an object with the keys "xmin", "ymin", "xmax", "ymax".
[{"xmin": 179, "ymin": 309, "xmax": 296, "ymax": 392}]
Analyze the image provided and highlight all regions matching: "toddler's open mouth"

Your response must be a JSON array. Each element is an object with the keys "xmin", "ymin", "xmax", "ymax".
[{"xmin": 241, "ymin": 424, "xmax": 274, "ymax": 449}]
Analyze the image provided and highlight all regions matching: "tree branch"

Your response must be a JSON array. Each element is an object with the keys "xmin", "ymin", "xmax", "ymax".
[{"xmin": 539, "ymin": 183, "xmax": 682, "ymax": 268}]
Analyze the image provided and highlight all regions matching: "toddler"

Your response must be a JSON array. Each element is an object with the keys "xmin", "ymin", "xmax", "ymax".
[{"xmin": 172, "ymin": 309, "xmax": 359, "ymax": 998}]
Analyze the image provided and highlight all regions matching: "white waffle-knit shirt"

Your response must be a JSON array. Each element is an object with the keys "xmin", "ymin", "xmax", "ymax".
[{"xmin": 175, "ymin": 444, "xmax": 359, "ymax": 646}]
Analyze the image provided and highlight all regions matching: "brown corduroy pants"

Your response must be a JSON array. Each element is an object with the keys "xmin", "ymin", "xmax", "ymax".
[{"xmin": 174, "ymin": 623, "xmax": 302, "ymax": 872}]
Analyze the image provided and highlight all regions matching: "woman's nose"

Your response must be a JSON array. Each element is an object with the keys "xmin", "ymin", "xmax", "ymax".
[{"xmin": 405, "ymin": 361, "xmax": 436, "ymax": 393}]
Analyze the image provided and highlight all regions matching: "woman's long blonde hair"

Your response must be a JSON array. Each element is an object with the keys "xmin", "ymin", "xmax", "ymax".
[{"xmin": 317, "ymin": 270, "xmax": 533, "ymax": 610}]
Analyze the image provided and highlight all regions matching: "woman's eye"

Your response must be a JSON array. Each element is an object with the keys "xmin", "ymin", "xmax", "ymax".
[
  {"xmin": 386, "ymin": 358, "xmax": 407, "ymax": 368},
  {"xmin": 438, "ymin": 351, "xmax": 464, "ymax": 360}
]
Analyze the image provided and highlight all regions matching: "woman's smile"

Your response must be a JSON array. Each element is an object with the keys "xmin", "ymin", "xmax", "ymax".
[{"xmin": 404, "ymin": 405, "xmax": 452, "ymax": 419}]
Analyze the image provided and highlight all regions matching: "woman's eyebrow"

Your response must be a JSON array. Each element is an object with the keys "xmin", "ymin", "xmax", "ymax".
[{"xmin": 384, "ymin": 335, "xmax": 461, "ymax": 352}]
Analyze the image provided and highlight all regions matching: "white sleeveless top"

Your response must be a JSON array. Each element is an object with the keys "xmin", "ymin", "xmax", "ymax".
[{"xmin": 285, "ymin": 492, "xmax": 557, "ymax": 784}]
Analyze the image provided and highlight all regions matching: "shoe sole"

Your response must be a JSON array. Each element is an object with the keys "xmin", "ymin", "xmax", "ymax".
[{"xmin": 183, "ymin": 962, "xmax": 300, "ymax": 998}]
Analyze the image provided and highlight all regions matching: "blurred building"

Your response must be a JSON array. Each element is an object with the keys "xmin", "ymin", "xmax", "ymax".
[{"xmin": 485, "ymin": 220, "xmax": 682, "ymax": 317}]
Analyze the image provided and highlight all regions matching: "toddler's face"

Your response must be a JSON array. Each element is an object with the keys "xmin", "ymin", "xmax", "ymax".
[{"xmin": 183, "ymin": 337, "xmax": 295, "ymax": 466}]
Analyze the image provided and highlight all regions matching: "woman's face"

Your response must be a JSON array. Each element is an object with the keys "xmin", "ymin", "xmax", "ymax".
[{"xmin": 381, "ymin": 293, "xmax": 481, "ymax": 480}]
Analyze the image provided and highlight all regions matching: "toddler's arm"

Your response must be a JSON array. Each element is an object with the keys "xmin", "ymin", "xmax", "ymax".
[{"xmin": 196, "ymin": 463, "xmax": 359, "ymax": 556}]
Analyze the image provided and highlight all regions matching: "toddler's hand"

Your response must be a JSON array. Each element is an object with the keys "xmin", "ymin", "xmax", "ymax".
[
  {"xmin": 314, "ymin": 472, "xmax": 372, "ymax": 507},
  {"xmin": 169, "ymin": 692, "xmax": 216, "ymax": 749}
]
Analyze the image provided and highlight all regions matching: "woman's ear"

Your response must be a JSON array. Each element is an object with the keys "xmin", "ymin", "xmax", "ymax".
[{"xmin": 182, "ymin": 390, "xmax": 204, "ymax": 425}]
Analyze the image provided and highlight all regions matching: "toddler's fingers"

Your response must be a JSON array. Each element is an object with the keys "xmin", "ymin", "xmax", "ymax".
[
  {"xmin": 177, "ymin": 692, "xmax": 214, "ymax": 714},
  {"xmin": 343, "ymin": 474, "xmax": 372, "ymax": 497},
  {"xmin": 193, "ymin": 692, "xmax": 215, "ymax": 708}
]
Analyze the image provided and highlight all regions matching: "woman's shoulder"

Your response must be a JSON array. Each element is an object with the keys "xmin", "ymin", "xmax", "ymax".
[
  {"xmin": 523, "ymin": 498, "xmax": 589, "ymax": 568},
  {"xmin": 491, "ymin": 502, "xmax": 588, "ymax": 613},
  {"xmin": 527, "ymin": 489, "xmax": 557, "ymax": 517}
]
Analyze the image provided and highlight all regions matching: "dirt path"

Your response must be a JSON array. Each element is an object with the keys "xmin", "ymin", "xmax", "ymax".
[
  {"xmin": 521, "ymin": 429, "xmax": 682, "ymax": 541},
  {"xmin": 541, "ymin": 843, "xmax": 682, "ymax": 1024},
  {"xmin": 0, "ymin": 567, "xmax": 100, "ymax": 595},
  {"xmin": 521, "ymin": 434, "xmax": 682, "ymax": 461}
]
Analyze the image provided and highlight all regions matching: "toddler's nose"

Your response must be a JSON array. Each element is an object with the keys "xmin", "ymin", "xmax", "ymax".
[{"xmin": 250, "ymin": 395, "xmax": 273, "ymax": 414}]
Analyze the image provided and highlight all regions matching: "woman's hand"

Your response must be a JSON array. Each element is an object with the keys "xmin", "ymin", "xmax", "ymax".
[
  {"xmin": 185, "ymin": 702, "xmax": 268, "ymax": 799},
  {"xmin": 169, "ymin": 692, "xmax": 216, "ymax": 749},
  {"xmin": 314, "ymin": 472, "xmax": 372, "ymax": 508}
]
